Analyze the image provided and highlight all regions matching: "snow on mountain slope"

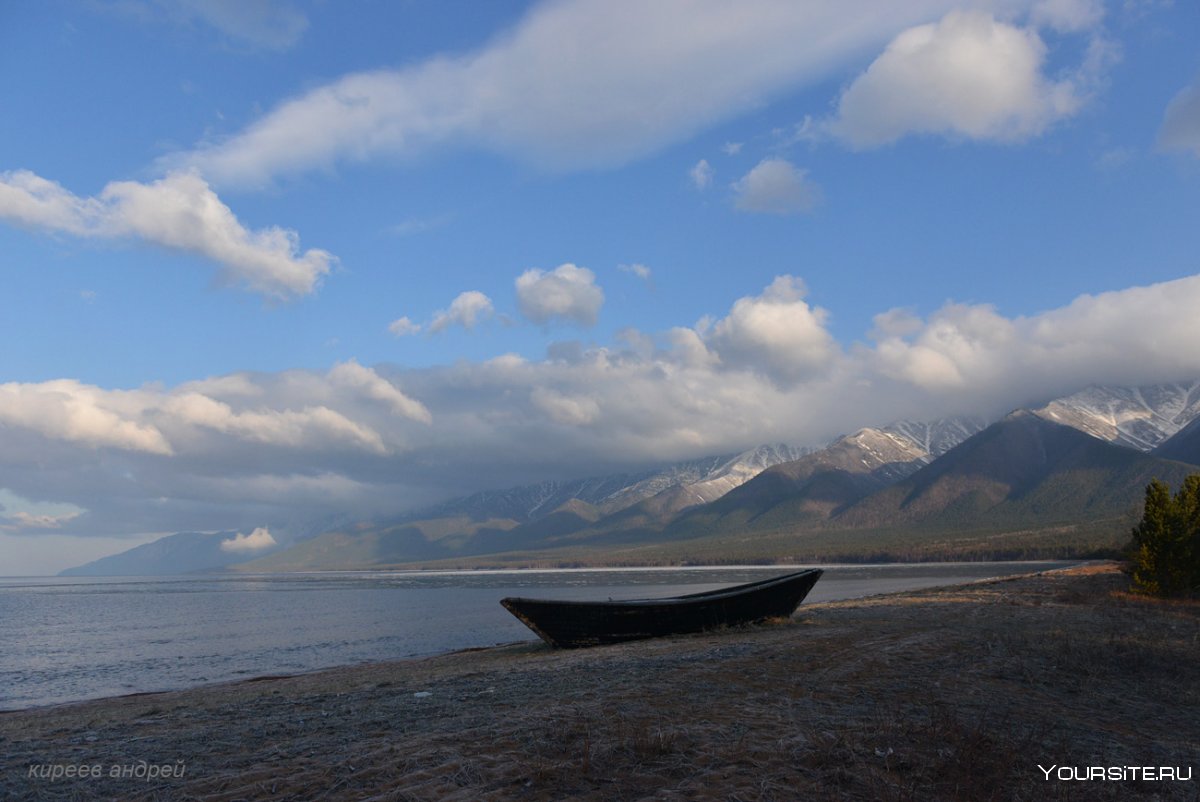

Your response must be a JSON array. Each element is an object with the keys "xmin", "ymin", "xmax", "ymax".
[
  {"xmin": 486, "ymin": 421, "xmax": 978, "ymax": 526},
  {"xmin": 881, "ymin": 416, "xmax": 989, "ymax": 458},
  {"xmin": 722, "ymin": 416, "xmax": 987, "ymax": 497},
  {"xmin": 421, "ymin": 471, "xmax": 662, "ymax": 522},
  {"xmin": 418, "ymin": 445, "xmax": 819, "ymax": 523},
  {"xmin": 1035, "ymin": 382, "xmax": 1200, "ymax": 451},
  {"xmin": 661, "ymin": 443, "xmax": 819, "ymax": 507},
  {"xmin": 829, "ymin": 427, "xmax": 932, "ymax": 478},
  {"xmin": 693, "ymin": 417, "xmax": 987, "ymax": 521},
  {"xmin": 593, "ymin": 454, "xmax": 738, "ymax": 513}
]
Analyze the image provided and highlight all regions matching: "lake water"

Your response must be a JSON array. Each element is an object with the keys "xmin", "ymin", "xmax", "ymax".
[{"xmin": 0, "ymin": 562, "xmax": 1075, "ymax": 709}]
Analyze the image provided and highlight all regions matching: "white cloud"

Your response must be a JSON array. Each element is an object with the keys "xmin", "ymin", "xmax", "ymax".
[
  {"xmin": 388, "ymin": 213, "xmax": 453, "ymax": 237},
  {"xmin": 179, "ymin": 373, "xmax": 264, "ymax": 398},
  {"xmin": 1159, "ymin": 80, "xmax": 1200, "ymax": 158},
  {"xmin": 176, "ymin": 0, "xmax": 1010, "ymax": 185},
  {"xmin": 0, "ymin": 488, "xmax": 85, "ymax": 532},
  {"xmin": 706, "ymin": 275, "xmax": 837, "ymax": 382},
  {"xmin": 0, "ymin": 170, "xmax": 333, "ymax": 299},
  {"xmin": 722, "ymin": 142, "xmax": 743, "ymax": 156},
  {"xmin": 428, "ymin": 290, "xmax": 495, "ymax": 333},
  {"xmin": 1, "ymin": 510, "xmax": 82, "ymax": 530},
  {"xmin": 0, "ymin": 361, "xmax": 428, "ymax": 467},
  {"xmin": 328, "ymin": 360, "xmax": 433, "ymax": 423},
  {"xmin": 0, "ymin": 170, "xmax": 99, "ymax": 233},
  {"xmin": 163, "ymin": 393, "xmax": 391, "ymax": 454},
  {"xmin": 391, "ymin": 291, "xmax": 497, "ymax": 339},
  {"xmin": 868, "ymin": 274, "xmax": 1200, "ymax": 407},
  {"xmin": 826, "ymin": 11, "xmax": 1089, "ymax": 148},
  {"xmin": 1030, "ymin": 0, "xmax": 1104, "ymax": 32},
  {"xmin": 689, "ymin": 159, "xmax": 713, "ymax": 190},
  {"xmin": 220, "ymin": 526, "xmax": 278, "ymax": 552},
  {"xmin": 0, "ymin": 489, "xmax": 85, "ymax": 520},
  {"xmin": 666, "ymin": 326, "xmax": 720, "ymax": 369},
  {"xmin": 869, "ymin": 308, "xmax": 925, "ymax": 340},
  {"xmin": 0, "ymin": 380, "xmax": 173, "ymax": 455},
  {"xmin": 530, "ymin": 387, "xmax": 602, "ymax": 426},
  {"xmin": 1096, "ymin": 146, "xmax": 1135, "ymax": 170},
  {"xmin": 0, "ymin": 362, "xmax": 435, "ymax": 549},
  {"xmin": 872, "ymin": 303, "xmax": 1015, "ymax": 390},
  {"xmin": 110, "ymin": 0, "xmax": 308, "ymax": 50},
  {"xmin": 515, "ymin": 263, "xmax": 604, "ymax": 327},
  {"xmin": 618, "ymin": 263, "xmax": 652, "ymax": 282},
  {"xmin": 388, "ymin": 316, "xmax": 422, "ymax": 337},
  {"xmin": 732, "ymin": 158, "xmax": 820, "ymax": 215},
  {"xmin": 173, "ymin": 0, "xmax": 308, "ymax": 50}
]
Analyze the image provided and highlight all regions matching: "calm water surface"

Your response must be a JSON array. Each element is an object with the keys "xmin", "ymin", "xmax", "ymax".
[{"xmin": 0, "ymin": 562, "xmax": 1076, "ymax": 709}]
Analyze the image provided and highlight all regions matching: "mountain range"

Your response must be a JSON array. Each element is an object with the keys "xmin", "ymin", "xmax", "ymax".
[{"xmin": 61, "ymin": 382, "xmax": 1200, "ymax": 575}]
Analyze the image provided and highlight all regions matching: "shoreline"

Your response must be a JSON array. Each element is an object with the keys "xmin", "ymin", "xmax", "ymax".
[
  {"xmin": 4, "ymin": 562, "xmax": 1197, "ymax": 800},
  {"xmin": 3, "ymin": 556, "xmax": 1085, "ymax": 582},
  {"xmin": 19, "ymin": 561, "xmax": 1076, "ymax": 695},
  {"xmin": 0, "ymin": 557, "xmax": 1075, "ymax": 705},
  {"xmin": 2, "ymin": 560, "xmax": 1081, "ymax": 712}
]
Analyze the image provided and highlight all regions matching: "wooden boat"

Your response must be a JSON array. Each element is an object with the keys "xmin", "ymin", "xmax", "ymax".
[{"xmin": 500, "ymin": 568, "xmax": 822, "ymax": 648}]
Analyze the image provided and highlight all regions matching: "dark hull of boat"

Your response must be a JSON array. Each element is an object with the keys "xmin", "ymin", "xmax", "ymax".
[{"xmin": 500, "ymin": 568, "xmax": 822, "ymax": 648}]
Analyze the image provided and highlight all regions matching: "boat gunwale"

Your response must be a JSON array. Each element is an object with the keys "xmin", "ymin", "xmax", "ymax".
[{"xmin": 499, "ymin": 568, "xmax": 822, "ymax": 609}]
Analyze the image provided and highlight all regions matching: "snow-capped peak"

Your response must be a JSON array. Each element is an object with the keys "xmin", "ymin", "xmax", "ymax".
[
  {"xmin": 880, "ymin": 416, "xmax": 988, "ymax": 458},
  {"xmin": 1035, "ymin": 381, "xmax": 1200, "ymax": 451}
]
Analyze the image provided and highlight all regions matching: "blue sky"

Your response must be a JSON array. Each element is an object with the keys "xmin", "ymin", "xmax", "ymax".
[{"xmin": 1, "ymin": 0, "xmax": 1198, "ymax": 573}]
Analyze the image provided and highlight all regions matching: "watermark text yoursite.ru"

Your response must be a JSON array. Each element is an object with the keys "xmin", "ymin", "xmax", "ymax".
[{"xmin": 1039, "ymin": 764, "xmax": 1192, "ymax": 782}]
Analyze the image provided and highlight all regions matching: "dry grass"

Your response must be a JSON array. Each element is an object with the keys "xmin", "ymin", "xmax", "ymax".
[{"xmin": 2, "ymin": 563, "xmax": 1197, "ymax": 801}]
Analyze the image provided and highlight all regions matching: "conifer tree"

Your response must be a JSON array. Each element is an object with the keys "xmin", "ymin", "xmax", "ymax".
[{"xmin": 1128, "ymin": 476, "xmax": 1200, "ymax": 597}]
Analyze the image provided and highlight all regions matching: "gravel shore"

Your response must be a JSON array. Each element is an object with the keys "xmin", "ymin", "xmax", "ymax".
[{"xmin": 3, "ymin": 563, "xmax": 1197, "ymax": 801}]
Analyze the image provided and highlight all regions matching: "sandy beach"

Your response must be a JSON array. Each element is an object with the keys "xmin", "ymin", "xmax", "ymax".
[{"xmin": 3, "ymin": 563, "xmax": 1197, "ymax": 801}]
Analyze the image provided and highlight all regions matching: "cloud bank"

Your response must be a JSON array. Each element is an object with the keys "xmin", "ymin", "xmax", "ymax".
[{"xmin": 4, "ymin": 270, "xmax": 1200, "ymax": 542}]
